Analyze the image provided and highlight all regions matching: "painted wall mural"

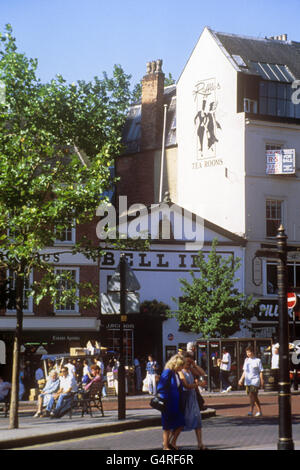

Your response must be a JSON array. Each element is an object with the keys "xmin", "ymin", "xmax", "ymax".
[{"xmin": 192, "ymin": 78, "xmax": 223, "ymax": 169}]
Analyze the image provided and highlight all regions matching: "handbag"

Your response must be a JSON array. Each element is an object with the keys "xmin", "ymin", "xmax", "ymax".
[
  {"xmin": 149, "ymin": 370, "xmax": 172, "ymax": 413},
  {"xmin": 150, "ymin": 394, "xmax": 166, "ymax": 413}
]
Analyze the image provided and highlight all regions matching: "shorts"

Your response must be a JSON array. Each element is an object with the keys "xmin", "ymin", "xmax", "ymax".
[{"xmin": 246, "ymin": 385, "xmax": 259, "ymax": 395}]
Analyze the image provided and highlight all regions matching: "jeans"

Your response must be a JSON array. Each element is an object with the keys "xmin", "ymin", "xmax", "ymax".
[
  {"xmin": 46, "ymin": 393, "xmax": 72, "ymax": 416},
  {"xmin": 220, "ymin": 370, "xmax": 231, "ymax": 390}
]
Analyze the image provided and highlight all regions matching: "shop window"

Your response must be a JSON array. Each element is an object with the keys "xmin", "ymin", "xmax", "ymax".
[
  {"xmin": 266, "ymin": 262, "xmax": 300, "ymax": 294},
  {"xmin": 106, "ymin": 328, "xmax": 133, "ymax": 365},
  {"xmin": 54, "ymin": 268, "xmax": 79, "ymax": 314},
  {"xmin": 266, "ymin": 199, "xmax": 283, "ymax": 237}
]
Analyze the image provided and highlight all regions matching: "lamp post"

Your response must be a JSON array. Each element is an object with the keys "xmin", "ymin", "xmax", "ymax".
[
  {"xmin": 255, "ymin": 225, "xmax": 294, "ymax": 450},
  {"xmin": 118, "ymin": 253, "xmax": 126, "ymax": 420},
  {"xmin": 277, "ymin": 225, "xmax": 294, "ymax": 450}
]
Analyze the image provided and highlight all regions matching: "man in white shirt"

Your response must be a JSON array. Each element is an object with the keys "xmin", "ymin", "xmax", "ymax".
[
  {"xmin": 65, "ymin": 359, "xmax": 76, "ymax": 378},
  {"xmin": 220, "ymin": 347, "xmax": 232, "ymax": 393},
  {"xmin": 271, "ymin": 343, "xmax": 279, "ymax": 369},
  {"xmin": 238, "ymin": 345, "xmax": 264, "ymax": 417},
  {"xmin": 45, "ymin": 367, "xmax": 77, "ymax": 418}
]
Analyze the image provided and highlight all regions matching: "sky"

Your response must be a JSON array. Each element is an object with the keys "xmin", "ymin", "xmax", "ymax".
[{"xmin": 1, "ymin": 0, "xmax": 300, "ymax": 88}]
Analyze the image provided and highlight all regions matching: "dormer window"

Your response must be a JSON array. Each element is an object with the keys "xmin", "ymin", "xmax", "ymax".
[{"xmin": 259, "ymin": 81, "xmax": 300, "ymax": 118}]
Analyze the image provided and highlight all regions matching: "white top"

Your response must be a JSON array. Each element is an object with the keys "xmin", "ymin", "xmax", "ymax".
[
  {"xmin": 66, "ymin": 363, "xmax": 76, "ymax": 377},
  {"xmin": 271, "ymin": 353, "xmax": 279, "ymax": 369},
  {"xmin": 59, "ymin": 374, "xmax": 78, "ymax": 393},
  {"xmin": 243, "ymin": 357, "xmax": 263, "ymax": 387},
  {"xmin": 220, "ymin": 352, "xmax": 231, "ymax": 371},
  {"xmin": 83, "ymin": 365, "xmax": 91, "ymax": 376},
  {"xmin": 97, "ymin": 360, "xmax": 104, "ymax": 375}
]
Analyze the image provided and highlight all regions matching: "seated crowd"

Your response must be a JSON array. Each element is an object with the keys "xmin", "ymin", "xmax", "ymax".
[{"xmin": 33, "ymin": 363, "xmax": 103, "ymax": 419}]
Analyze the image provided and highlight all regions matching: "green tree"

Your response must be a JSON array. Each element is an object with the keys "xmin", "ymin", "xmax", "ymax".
[
  {"xmin": 170, "ymin": 239, "xmax": 256, "ymax": 337},
  {"xmin": 0, "ymin": 24, "xmax": 133, "ymax": 428}
]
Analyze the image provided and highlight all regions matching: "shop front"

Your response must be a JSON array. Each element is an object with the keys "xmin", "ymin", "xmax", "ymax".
[
  {"xmin": 196, "ymin": 337, "xmax": 272, "ymax": 392},
  {"xmin": 0, "ymin": 316, "xmax": 101, "ymax": 383}
]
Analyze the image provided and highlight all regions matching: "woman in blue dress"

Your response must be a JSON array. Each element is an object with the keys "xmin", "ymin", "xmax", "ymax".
[
  {"xmin": 178, "ymin": 354, "xmax": 207, "ymax": 450},
  {"xmin": 156, "ymin": 354, "xmax": 185, "ymax": 450}
]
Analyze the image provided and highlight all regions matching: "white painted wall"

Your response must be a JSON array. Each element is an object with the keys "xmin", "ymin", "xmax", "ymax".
[{"xmin": 177, "ymin": 27, "xmax": 246, "ymax": 236}]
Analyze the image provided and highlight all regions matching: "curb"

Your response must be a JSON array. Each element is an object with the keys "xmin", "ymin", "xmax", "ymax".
[{"xmin": 0, "ymin": 408, "xmax": 216, "ymax": 449}]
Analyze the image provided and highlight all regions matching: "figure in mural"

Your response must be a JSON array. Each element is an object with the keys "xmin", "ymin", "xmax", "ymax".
[{"xmin": 194, "ymin": 100, "xmax": 221, "ymax": 154}]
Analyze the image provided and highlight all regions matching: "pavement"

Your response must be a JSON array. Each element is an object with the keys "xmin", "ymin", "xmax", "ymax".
[
  {"xmin": 0, "ymin": 393, "xmax": 215, "ymax": 450},
  {"xmin": 1, "ymin": 390, "xmax": 300, "ymax": 450}
]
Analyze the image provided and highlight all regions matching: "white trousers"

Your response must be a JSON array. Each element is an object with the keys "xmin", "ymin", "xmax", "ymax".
[{"xmin": 147, "ymin": 373, "xmax": 157, "ymax": 395}]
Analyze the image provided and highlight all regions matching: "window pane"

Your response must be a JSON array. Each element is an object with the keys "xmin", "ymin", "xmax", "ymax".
[
  {"xmin": 287, "ymin": 101, "xmax": 296, "ymax": 118},
  {"xmin": 268, "ymin": 98, "xmax": 277, "ymax": 115},
  {"xmin": 277, "ymin": 99, "xmax": 286, "ymax": 117},
  {"xmin": 287, "ymin": 265, "xmax": 295, "ymax": 289},
  {"xmin": 268, "ymin": 83, "xmax": 276, "ymax": 98},
  {"xmin": 277, "ymin": 84, "xmax": 286, "ymax": 99},
  {"xmin": 260, "ymin": 82, "xmax": 268, "ymax": 97},
  {"xmin": 260, "ymin": 97, "xmax": 267, "ymax": 114},
  {"xmin": 296, "ymin": 265, "xmax": 300, "ymax": 288},
  {"xmin": 267, "ymin": 264, "xmax": 277, "ymax": 294}
]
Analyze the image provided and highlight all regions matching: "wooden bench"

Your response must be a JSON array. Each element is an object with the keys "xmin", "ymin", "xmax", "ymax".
[
  {"xmin": 0, "ymin": 390, "xmax": 10, "ymax": 417},
  {"xmin": 74, "ymin": 381, "xmax": 104, "ymax": 418}
]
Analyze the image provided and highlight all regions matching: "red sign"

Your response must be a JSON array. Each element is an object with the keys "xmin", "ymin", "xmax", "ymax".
[{"xmin": 287, "ymin": 292, "xmax": 298, "ymax": 309}]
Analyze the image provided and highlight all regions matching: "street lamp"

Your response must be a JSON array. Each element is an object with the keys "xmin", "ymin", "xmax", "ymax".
[
  {"xmin": 255, "ymin": 224, "xmax": 294, "ymax": 450},
  {"xmin": 276, "ymin": 225, "xmax": 294, "ymax": 450}
]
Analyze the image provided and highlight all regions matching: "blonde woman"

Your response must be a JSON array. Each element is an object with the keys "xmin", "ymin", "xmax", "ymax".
[
  {"xmin": 178, "ymin": 353, "xmax": 207, "ymax": 450},
  {"xmin": 156, "ymin": 354, "xmax": 185, "ymax": 450}
]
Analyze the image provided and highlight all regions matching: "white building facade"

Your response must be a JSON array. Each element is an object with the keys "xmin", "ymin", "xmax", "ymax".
[{"xmin": 176, "ymin": 27, "xmax": 300, "ymax": 338}]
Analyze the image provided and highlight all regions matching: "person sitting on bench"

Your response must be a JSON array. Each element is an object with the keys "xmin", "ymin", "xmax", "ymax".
[
  {"xmin": 45, "ymin": 366, "xmax": 77, "ymax": 418},
  {"xmin": 33, "ymin": 370, "xmax": 60, "ymax": 417}
]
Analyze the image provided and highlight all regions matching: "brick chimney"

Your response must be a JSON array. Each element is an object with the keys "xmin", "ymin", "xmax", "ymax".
[{"xmin": 140, "ymin": 59, "xmax": 165, "ymax": 150}]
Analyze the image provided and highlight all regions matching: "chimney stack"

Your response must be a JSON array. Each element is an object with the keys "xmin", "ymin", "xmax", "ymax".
[
  {"xmin": 269, "ymin": 34, "xmax": 288, "ymax": 41},
  {"xmin": 141, "ymin": 59, "xmax": 165, "ymax": 150}
]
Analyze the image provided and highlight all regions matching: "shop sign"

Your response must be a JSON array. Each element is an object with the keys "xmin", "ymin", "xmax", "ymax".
[
  {"xmin": 106, "ymin": 323, "xmax": 134, "ymax": 330},
  {"xmin": 167, "ymin": 334, "xmax": 174, "ymax": 341},
  {"xmin": 52, "ymin": 336, "xmax": 81, "ymax": 341},
  {"xmin": 257, "ymin": 300, "xmax": 294, "ymax": 320}
]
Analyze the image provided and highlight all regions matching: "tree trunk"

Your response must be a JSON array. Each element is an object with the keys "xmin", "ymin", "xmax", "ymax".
[{"xmin": 9, "ymin": 272, "xmax": 24, "ymax": 429}]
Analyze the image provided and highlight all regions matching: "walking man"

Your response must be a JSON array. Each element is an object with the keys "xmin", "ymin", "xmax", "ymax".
[
  {"xmin": 146, "ymin": 355, "xmax": 158, "ymax": 395},
  {"xmin": 220, "ymin": 346, "xmax": 232, "ymax": 393},
  {"xmin": 238, "ymin": 345, "xmax": 264, "ymax": 417}
]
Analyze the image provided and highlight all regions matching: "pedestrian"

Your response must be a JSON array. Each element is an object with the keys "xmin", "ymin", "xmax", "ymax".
[
  {"xmin": 65, "ymin": 358, "xmax": 76, "ymax": 378},
  {"xmin": 0, "ymin": 376, "xmax": 11, "ymax": 401},
  {"xmin": 156, "ymin": 354, "xmax": 185, "ymax": 450},
  {"xmin": 82, "ymin": 359, "xmax": 93, "ymax": 385},
  {"xmin": 19, "ymin": 366, "xmax": 25, "ymax": 401},
  {"xmin": 220, "ymin": 346, "xmax": 232, "ymax": 393},
  {"xmin": 146, "ymin": 355, "xmax": 158, "ymax": 395},
  {"xmin": 178, "ymin": 354, "xmax": 207, "ymax": 450},
  {"xmin": 186, "ymin": 344, "xmax": 207, "ymax": 410},
  {"xmin": 134, "ymin": 357, "xmax": 142, "ymax": 393},
  {"xmin": 93, "ymin": 357, "xmax": 107, "ymax": 397},
  {"xmin": 35, "ymin": 363, "xmax": 44, "ymax": 387},
  {"xmin": 238, "ymin": 345, "xmax": 264, "ymax": 417},
  {"xmin": 271, "ymin": 343, "xmax": 279, "ymax": 369}
]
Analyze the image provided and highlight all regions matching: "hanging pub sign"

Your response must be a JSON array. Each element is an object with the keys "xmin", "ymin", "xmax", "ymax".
[{"xmin": 266, "ymin": 149, "xmax": 295, "ymax": 175}]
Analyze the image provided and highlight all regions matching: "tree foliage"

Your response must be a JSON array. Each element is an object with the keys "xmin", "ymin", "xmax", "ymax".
[
  {"xmin": 0, "ymin": 23, "xmax": 134, "ymax": 428},
  {"xmin": 170, "ymin": 239, "xmax": 256, "ymax": 338},
  {"xmin": 0, "ymin": 23, "xmax": 134, "ymax": 300}
]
